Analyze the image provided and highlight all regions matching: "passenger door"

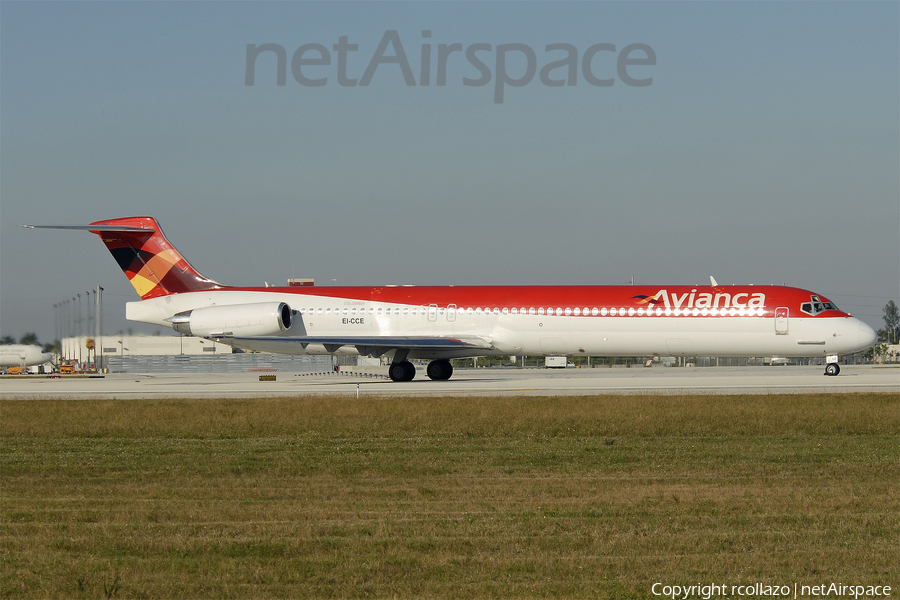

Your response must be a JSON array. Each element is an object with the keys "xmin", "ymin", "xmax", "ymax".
[{"xmin": 774, "ymin": 307, "xmax": 789, "ymax": 335}]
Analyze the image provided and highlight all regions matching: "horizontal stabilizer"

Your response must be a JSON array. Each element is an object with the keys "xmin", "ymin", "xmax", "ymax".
[{"xmin": 20, "ymin": 224, "xmax": 154, "ymax": 232}]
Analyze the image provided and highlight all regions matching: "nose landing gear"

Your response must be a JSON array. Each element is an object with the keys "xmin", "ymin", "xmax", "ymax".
[{"xmin": 824, "ymin": 355, "xmax": 840, "ymax": 376}]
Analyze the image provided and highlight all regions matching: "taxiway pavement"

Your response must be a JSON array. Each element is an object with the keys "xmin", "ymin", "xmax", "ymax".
[{"xmin": 1, "ymin": 365, "xmax": 897, "ymax": 399}]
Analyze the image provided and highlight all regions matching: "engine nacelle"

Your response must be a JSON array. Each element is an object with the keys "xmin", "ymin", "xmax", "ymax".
[{"xmin": 166, "ymin": 302, "xmax": 293, "ymax": 337}]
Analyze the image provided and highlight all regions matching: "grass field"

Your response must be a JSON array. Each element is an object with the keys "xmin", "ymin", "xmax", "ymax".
[{"xmin": 1, "ymin": 393, "xmax": 897, "ymax": 599}]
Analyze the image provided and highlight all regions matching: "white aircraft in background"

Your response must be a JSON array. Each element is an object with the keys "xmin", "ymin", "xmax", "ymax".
[
  {"xmin": 24, "ymin": 217, "xmax": 877, "ymax": 380},
  {"xmin": 0, "ymin": 344, "xmax": 53, "ymax": 369}
]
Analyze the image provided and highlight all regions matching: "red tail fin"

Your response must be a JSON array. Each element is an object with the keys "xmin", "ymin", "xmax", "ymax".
[{"xmin": 88, "ymin": 217, "xmax": 223, "ymax": 299}]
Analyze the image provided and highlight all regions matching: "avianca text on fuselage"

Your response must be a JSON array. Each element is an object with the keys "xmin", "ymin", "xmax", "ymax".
[
  {"xmin": 22, "ymin": 216, "xmax": 878, "ymax": 382},
  {"xmin": 634, "ymin": 288, "xmax": 766, "ymax": 311}
]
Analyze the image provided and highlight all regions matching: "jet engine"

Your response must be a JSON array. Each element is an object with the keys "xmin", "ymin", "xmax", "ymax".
[{"xmin": 165, "ymin": 302, "xmax": 293, "ymax": 337}]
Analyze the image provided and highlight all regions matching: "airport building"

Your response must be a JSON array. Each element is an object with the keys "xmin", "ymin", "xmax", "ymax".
[
  {"xmin": 61, "ymin": 335, "xmax": 232, "ymax": 362},
  {"xmin": 59, "ymin": 335, "xmax": 333, "ymax": 374}
]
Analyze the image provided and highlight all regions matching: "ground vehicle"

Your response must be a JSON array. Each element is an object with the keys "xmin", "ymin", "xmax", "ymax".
[{"xmin": 545, "ymin": 356, "xmax": 574, "ymax": 368}]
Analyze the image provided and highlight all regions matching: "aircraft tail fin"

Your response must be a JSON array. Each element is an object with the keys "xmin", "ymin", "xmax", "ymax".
[{"xmin": 23, "ymin": 217, "xmax": 224, "ymax": 299}]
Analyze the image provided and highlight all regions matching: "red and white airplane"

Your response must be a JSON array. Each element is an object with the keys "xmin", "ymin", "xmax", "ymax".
[{"xmin": 25, "ymin": 217, "xmax": 877, "ymax": 380}]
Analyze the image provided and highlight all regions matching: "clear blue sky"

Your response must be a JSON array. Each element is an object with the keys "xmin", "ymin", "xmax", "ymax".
[{"xmin": 2, "ymin": 1, "xmax": 898, "ymax": 342}]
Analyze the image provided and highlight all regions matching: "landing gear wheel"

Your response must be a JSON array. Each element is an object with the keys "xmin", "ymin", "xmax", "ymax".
[
  {"xmin": 426, "ymin": 359, "xmax": 453, "ymax": 381},
  {"xmin": 389, "ymin": 360, "xmax": 416, "ymax": 382},
  {"xmin": 824, "ymin": 363, "xmax": 840, "ymax": 377}
]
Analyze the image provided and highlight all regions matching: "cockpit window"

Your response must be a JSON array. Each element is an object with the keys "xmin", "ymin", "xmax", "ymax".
[{"xmin": 800, "ymin": 295, "xmax": 840, "ymax": 316}]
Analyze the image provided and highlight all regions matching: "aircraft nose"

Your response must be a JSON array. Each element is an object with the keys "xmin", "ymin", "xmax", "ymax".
[{"xmin": 858, "ymin": 321, "xmax": 878, "ymax": 349}]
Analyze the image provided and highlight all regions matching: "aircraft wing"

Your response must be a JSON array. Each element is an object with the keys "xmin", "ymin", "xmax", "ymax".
[{"xmin": 229, "ymin": 335, "xmax": 494, "ymax": 357}]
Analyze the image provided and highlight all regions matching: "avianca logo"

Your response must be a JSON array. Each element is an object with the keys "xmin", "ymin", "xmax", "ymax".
[{"xmin": 632, "ymin": 289, "xmax": 766, "ymax": 309}]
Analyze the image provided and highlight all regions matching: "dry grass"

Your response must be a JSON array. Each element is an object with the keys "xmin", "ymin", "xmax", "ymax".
[{"xmin": 2, "ymin": 393, "xmax": 897, "ymax": 599}]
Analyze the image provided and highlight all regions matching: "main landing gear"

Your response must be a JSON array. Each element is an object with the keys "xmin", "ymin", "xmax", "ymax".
[
  {"xmin": 389, "ymin": 360, "xmax": 417, "ymax": 382},
  {"xmin": 388, "ymin": 357, "xmax": 454, "ymax": 382},
  {"xmin": 426, "ymin": 359, "xmax": 453, "ymax": 381}
]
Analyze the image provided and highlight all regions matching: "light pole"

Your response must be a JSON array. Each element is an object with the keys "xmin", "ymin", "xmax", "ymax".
[
  {"xmin": 77, "ymin": 294, "xmax": 82, "ymax": 364},
  {"xmin": 65, "ymin": 299, "xmax": 71, "ymax": 359},
  {"xmin": 53, "ymin": 303, "xmax": 58, "ymax": 348},
  {"xmin": 60, "ymin": 300, "xmax": 66, "ymax": 359},
  {"xmin": 96, "ymin": 286, "xmax": 103, "ymax": 372},
  {"xmin": 86, "ymin": 291, "xmax": 94, "ymax": 345},
  {"xmin": 87, "ymin": 291, "xmax": 94, "ymax": 365}
]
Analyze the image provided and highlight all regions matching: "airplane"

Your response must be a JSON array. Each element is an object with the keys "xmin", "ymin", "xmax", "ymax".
[
  {"xmin": 23, "ymin": 216, "xmax": 877, "ymax": 380},
  {"xmin": 0, "ymin": 344, "xmax": 53, "ymax": 370}
]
